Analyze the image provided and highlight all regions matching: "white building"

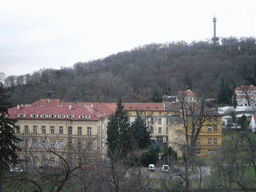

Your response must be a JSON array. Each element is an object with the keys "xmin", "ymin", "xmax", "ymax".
[{"xmin": 235, "ymin": 85, "xmax": 256, "ymax": 106}]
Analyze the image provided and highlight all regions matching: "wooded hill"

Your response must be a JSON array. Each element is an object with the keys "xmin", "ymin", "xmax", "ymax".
[{"xmin": 4, "ymin": 37, "xmax": 256, "ymax": 106}]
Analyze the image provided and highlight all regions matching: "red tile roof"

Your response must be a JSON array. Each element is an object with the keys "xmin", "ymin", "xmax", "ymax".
[
  {"xmin": 178, "ymin": 89, "xmax": 195, "ymax": 96},
  {"xmin": 235, "ymin": 85, "xmax": 256, "ymax": 91},
  {"xmin": 8, "ymin": 103, "xmax": 107, "ymax": 121}
]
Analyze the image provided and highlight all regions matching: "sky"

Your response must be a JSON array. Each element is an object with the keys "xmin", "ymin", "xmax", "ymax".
[{"xmin": 1, "ymin": 0, "xmax": 255, "ymax": 77}]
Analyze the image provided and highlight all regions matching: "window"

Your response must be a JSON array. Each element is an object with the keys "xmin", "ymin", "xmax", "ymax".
[
  {"xmin": 196, "ymin": 150, "xmax": 201, "ymax": 155},
  {"xmin": 208, "ymin": 138, "xmax": 212, "ymax": 145},
  {"xmin": 78, "ymin": 127, "xmax": 82, "ymax": 135},
  {"xmin": 41, "ymin": 114, "xmax": 48, "ymax": 119},
  {"xmin": 33, "ymin": 126, "xmax": 37, "ymax": 134},
  {"xmin": 214, "ymin": 126, "xmax": 217, "ymax": 132},
  {"xmin": 68, "ymin": 127, "xmax": 72, "ymax": 135},
  {"xmin": 24, "ymin": 139, "xmax": 29, "ymax": 148},
  {"xmin": 25, "ymin": 125, "xmax": 29, "ymax": 134},
  {"xmin": 59, "ymin": 126, "xmax": 63, "ymax": 134},
  {"xmin": 166, "ymin": 127, "xmax": 168, "ymax": 134},
  {"xmin": 49, "ymin": 115, "xmax": 55, "ymax": 119},
  {"xmin": 50, "ymin": 157, "xmax": 55, "ymax": 165},
  {"xmin": 214, "ymin": 117, "xmax": 217, "ymax": 121},
  {"xmin": 59, "ymin": 115, "xmax": 65, "ymax": 119},
  {"xmin": 51, "ymin": 126, "xmax": 54, "ymax": 134},
  {"xmin": 32, "ymin": 140, "xmax": 37, "ymax": 148},
  {"xmin": 59, "ymin": 141, "xmax": 63, "ymax": 149},
  {"xmin": 151, "ymin": 126, "xmax": 154, "ymax": 133},
  {"xmin": 42, "ymin": 157, "xmax": 46, "ymax": 165},
  {"xmin": 158, "ymin": 127, "xmax": 162, "ymax": 134},
  {"xmin": 213, "ymin": 150, "xmax": 217, "ymax": 155},
  {"xmin": 16, "ymin": 126, "xmax": 20, "ymax": 133},
  {"xmin": 87, "ymin": 127, "xmax": 91, "ymax": 135},
  {"xmin": 18, "ymin": 114, "xmax": 24, "ymax": 118},
  {"xmin": 208, "ymin": 150, "xmax": 212, "ymax": 156},
  {"xmin": 67, "ymin": 115, "xmax": 73, "ymax": 119},
  {"xmin": 208, "ymin": 126, "xmax": 212, "ymax": 132},
  {"xmin": 59, "ymin": 157, "xmax": 64, "ymax": 165},
  {"xmin": 31, "ymin": 114, "xmax": 38, "ymax": 118},
  {"xmin": 208, "ymin": 117, "xmax": 212, "ymax": 121},
  {"xmin": 42, "ymin": 141, "xmax": 46, "ymax": 148},
  {"xmin": 158, "ymin": 118, "xmax": 162, "ymax": 124},
  {"xmin": 150, "ymin": 117, "xmax": 154, "ymax": 124},
  {"xmin": 42, "ymin": 126, "xmax": 46, "ymax": 134},
  {"xmin": 214, "ymin": 138, "xmax": 217, "ymax": 145},
  {"xmin": 196, "ymin": 138, "xmax": 200, "ymax": 145},
  {"xmin": 50, "ymin": 141, "xmax": 55, "ymax": 149}
]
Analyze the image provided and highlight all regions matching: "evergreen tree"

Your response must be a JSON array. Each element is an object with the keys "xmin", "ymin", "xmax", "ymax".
[
  {"xmin": 140, "ymin": 142, "xmax": 160, "ymax": 166},
  {"xmin": 131, "ymin": 114, "xmax": 151, "ymax": 149},
  {"xmin": 217, "ymin": 78, "xmax": 233, "ymax": 105},
  {"xmin": 107, "ymin": 97, "xmax": 134, "ymax": 158},
  {"xmin": 0, "ymin": 83, "xmax": 21, "ymax": 191},
  {"xmin": 162, "ymin": 146, "xmax": 178, "ymax": 165}
]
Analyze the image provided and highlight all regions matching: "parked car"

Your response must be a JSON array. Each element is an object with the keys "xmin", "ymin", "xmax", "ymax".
[
  {"xmin": 161, "ymin": 165, "xmax": 169, "ymax": 173},
  {"xmin": 170, "ymin": 165, "xmax": 179, "ymax": 173},
  {"xmin": 10, "ymin": 167, "xmax": 24, "ymax": 173},
  {"xmin": 39, "ymin": 164, "xmax": 51, "ymax": 170},
  {"xmin": 149, "ymin": 164, "xmax": 155, "ymax": 171}
]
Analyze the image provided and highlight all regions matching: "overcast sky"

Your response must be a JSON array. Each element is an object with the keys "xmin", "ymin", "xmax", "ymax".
[{"xmin": 1, "ymin": 0, "xmax": 255, "ymax": 77}]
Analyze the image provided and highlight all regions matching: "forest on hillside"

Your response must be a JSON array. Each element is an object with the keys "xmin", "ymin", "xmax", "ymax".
[{"xmin": 3, "ymin": 37, "xmax": 256, "ymax": 106}]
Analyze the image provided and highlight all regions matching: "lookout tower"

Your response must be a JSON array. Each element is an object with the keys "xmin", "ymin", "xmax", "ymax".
[{"xmin": 211, "ymin": 15, "xmax": 219, "ymax": 45}]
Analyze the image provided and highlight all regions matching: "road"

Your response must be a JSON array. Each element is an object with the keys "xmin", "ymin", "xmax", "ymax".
[{"xmin": 126, "ymin": 166, "xmax": 212, "ymax": 179}]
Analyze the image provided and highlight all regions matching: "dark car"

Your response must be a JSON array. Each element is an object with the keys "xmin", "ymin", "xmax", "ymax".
[
  {"xmin": 39, "ymin": 164, "xmax": 51, "ymax": 170},
  {"xmin": 170, "ymin": 165, "xmax": 179, "ymax": 173}
]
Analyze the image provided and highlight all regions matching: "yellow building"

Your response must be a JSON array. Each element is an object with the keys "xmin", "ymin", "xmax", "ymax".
[
  {"xmin": 123, "ymin": 103, "xmax": 169, "ymax": 147},
  {"xmin": 166, "ymin": 103, "xmax": 222, "ymax": 158},
  {"xmin": 8, "ymin": 99, "xmax": 108, "ymax": 167}
]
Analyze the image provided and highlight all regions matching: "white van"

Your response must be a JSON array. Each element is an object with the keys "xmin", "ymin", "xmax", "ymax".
[
  {"xmin": 149, "ymin": 164, "xmax": 155, "ymax": 171},
  {"xmin": 161, "ymin": 165, "xmax": 169, "ymax": 172}
]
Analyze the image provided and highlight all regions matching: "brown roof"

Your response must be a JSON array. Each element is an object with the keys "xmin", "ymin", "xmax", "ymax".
[{"xmin": 180, "ymin": 104, "xmax": 220, "ymax": 116}]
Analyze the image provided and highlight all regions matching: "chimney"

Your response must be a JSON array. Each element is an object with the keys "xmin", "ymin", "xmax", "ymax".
[
  {"xmin": 17, "ymin": 105, "xmax": 20, "ymax": 109},
  {"xmin": 69, "ymin": 105, "xmax": 72, "ymax": 110}
]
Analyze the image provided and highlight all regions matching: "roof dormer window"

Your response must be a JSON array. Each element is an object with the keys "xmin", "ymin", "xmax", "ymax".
[
  {"xmin": 18, "ymin": 114, "xmax": 26, "ymax": 118},
  {"xmin": 67, "ymin": 115, "xmax": 74, "ymax": 119},
  {"xmin": 31, "ymin": 114, "xmax": 39, "ymax": 118},
  {"xmin": 58, "ymin": 115, "xmax": 65, "ymax": 119},
  {"xmin": 41, "ymin": 114, "xmax": 48, "ymax": 119},
  {"xmin": 85, "ymin": 115, "xmax": 91, "ymax": 119},
  {"xmin": 49, "ymin": 114, "xmax": 56, "ymax": 119},
  {"xmin": 79, "ymin": 115, "xmax": 84, "ymax": 119}
]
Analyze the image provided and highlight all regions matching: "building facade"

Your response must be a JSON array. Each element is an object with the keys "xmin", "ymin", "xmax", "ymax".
[
  {"xmin": 123, "ymin": 103, "xmax": 169, "ymax": 147},
  {"xmin": 8, "ymin": 99, "xmax": 108, "ymax": 167},
  {"xmin": 235, "ymin": 85, "xmax": 256, "ymax": 106},
  {"xmin": 9, "ymin": 99, "xmax": 222, "ymax": 163}
]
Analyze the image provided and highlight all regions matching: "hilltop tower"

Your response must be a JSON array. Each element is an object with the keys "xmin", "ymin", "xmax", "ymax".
[{"xmin": 211, "ymin": 15, "xmax": 219, "ymax": 45}]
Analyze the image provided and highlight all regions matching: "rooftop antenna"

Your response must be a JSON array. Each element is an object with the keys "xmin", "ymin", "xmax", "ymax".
[{"xmin": 211, "ymin": 13, "xmax": 219, "ymax": 46}]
